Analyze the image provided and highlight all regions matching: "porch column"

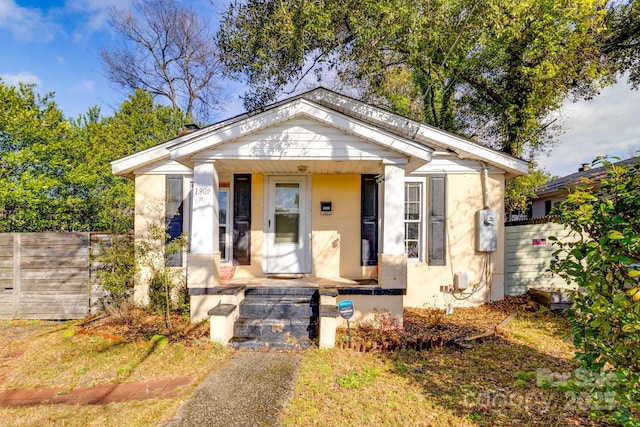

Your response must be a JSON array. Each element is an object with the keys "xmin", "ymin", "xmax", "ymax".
[
  {"xmin": 379, "ymin": 161, "xmax": 408, "ymax": 289},
  {"xmin": 188, "ymin": 161, "xmax": 221, "ymax": 293}
]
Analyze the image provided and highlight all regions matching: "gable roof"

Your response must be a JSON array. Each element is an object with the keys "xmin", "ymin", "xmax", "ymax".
[
  {"xmin": 112, "ymin": 87, "xmax": 528, "ymax": 178},
  {"xmin": 536, "ymin": 157, "xmax": 639, "ymax": 197}
]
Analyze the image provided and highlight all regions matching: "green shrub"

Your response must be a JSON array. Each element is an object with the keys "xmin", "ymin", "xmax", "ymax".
[
  {"xmin": 93, "ymin": 234, "xmax": 135, "ymax": 308},
  {"xmin": 550, "ymin": 155, "xmax": 640, "ymax": 425},
  {"xmin": 137, "ymin": 204, "xmax": 188, "ymax": 327}
]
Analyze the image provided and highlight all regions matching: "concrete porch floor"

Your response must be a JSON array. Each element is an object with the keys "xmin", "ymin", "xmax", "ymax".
[{"xmin": 225, "ymin": 276, "xmax": 379, "ymax": 289}]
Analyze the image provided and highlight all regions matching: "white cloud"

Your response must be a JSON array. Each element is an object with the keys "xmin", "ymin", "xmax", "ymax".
[
  {"xmin": 65, "ymin": 0, "xmax": 128, "ymax": 41},
  {"xmin": 0, "ymin": 0, "xmax": 60, "ymax": 42},
  {"xmin": 539, "ymin": 82, "xmax": 640, "ymax": 177},
  {"xmin": 0, "ymin": 71, "xmax": 42, "ymax": 86},
  {"xmin": 71, "ymin": 79, "xmax": 95, "ymax": 93}
]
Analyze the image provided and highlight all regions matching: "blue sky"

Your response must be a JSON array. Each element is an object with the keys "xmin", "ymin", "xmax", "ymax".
[{"xmin": 1, "ymin": 0, "xmax": 639, "ymax": 177}]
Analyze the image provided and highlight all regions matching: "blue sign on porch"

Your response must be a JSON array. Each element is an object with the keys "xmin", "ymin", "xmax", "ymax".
[{"xmin": 337, "ymin": 300, "xmax": 354, "ymax": 320}]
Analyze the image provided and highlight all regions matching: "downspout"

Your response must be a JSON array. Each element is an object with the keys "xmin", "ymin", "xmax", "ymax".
[{"xmin": 482, "ymin": 163, "xmax": 490, "ymax": 209}]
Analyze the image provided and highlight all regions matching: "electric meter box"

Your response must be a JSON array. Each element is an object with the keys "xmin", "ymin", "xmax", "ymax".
[{"xmin": 475, "ymin": 209, "xmax": 497, "ymax": 252}]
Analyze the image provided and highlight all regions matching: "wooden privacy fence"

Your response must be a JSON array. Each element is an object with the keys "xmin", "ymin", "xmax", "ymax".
[
  {"xmin": 504, "ymin": 220, "xmax": 578, "ymax": 296},
  {"xmin": 0, "ymin": 232, "xmax": 112, "ymax": 320}
]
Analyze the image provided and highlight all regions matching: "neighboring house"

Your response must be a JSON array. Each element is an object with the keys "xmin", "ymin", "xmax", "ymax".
[
  {"xmin": 504, "ymin": 157, "xmax": 639, "ymax": 299},
  {"xmin": 531, "ymin": 157, "xmax": 639, "ymax": 218},
  {"xmin": 112, "ymin": 88, "xmax": 527, "ymax": 346}
]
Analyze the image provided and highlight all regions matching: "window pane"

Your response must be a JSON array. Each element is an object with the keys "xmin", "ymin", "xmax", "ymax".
[
  {"xmin": 407, "ymin": 185, "xmax": 420, "ymax": 201},
  {"xmin": 275, "ymin": 213, "xmax": 299, "ymax": 243},
  {"xmin": 406, "ymin": 241, "xmax": 419, "ymax": 258},
  {"xmin": 275, "ymin": 183, "xmax": 299, "ymax": 213},
  {"xmin": 219, "ymin": 190, "xmax": 228, "ymax": 259},
  {"xmin": 219, "ymin": 226, "xmax": 226, "ymax": 256},
  {"xmin": 406, "ymin": 222, "xmax": 419, "ymax": 239},
  {"xmin": 219, "ymin": 191, "xmax": 227, "ymax": 224},
  {"xmin": 406, "ymin": 202, "xmax": 420, "ymax": 220}
]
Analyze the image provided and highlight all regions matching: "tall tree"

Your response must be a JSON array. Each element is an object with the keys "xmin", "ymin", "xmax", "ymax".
[
  {"xmin": 218, "ymin": 0, "xmax": 612, "ymax": 158},
  {"xmin": 604, "ymin": 0, "xmax": 640, "ymax": 87},
  {"xmin": 0, "ymin": 81, "xmax": 184, "ymax": 232},
  {"xmin": 0, "ymin": 81, "xmax": 73, "ymax": 231},
  {"xmin": 504, "ymin": 162, "xmax": 551, "ymax": 216},
  {"xmin": 70, "ymin": 90, "xmax": 185, "ymax": 232},
  {"xmin": 102, "ymin": 0, "xmax": 225, "ymax": 121}
]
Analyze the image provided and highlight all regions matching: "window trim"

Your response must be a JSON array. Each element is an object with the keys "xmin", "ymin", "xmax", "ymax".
[{"xmin": 404, "ymin": 177, "xmax": 427, "ymax": 262}]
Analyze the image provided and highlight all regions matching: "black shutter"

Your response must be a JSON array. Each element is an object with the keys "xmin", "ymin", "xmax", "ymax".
[
  {"xmin": 166, "ymin": 175, "xmax": 183, "ymax": 267},
  {"xmin": 233, "ymin": 174, "xmax": 251, "ymax": 265},
  {"xmin": 428, "ymin": 175, "xmax": 446, "ymax": 266},
  {"xmin": 361, "ymin": 174, "xmax": 378, "ymax": 266}
]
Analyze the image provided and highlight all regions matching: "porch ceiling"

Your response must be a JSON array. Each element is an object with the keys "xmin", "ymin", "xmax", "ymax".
[{"xmin": 213, "ymin": 159, "xmax": 384, "ymax": 175}]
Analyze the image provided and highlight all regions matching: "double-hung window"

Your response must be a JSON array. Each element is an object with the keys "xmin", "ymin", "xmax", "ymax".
[
  {"xmin": 403, "ymin": 175, "xmax": 447, "ymax": 264},
  {"xmin": 404, "ymin": 180, "xmax": 424, "ymax": 260}
]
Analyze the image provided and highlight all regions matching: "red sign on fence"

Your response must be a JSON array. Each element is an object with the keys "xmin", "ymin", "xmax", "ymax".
[{"xmin": 532, "ymin": 237, "xmax": 547, "ymax": 247}]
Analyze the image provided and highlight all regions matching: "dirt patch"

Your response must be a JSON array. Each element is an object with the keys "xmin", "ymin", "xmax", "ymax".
[
  {"xmin": 338, "ymin": 294, "xmax": 543, "ymax": 350},
  {"xmin": 79, "ymin": 307, "xmax": 209, "ymax": 346},
  {"xmin": 405, "ymin": 293, "xmax": 539, "ymax": 339}
]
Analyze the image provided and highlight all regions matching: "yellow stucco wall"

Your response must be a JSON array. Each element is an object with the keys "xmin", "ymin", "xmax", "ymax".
[
  {"xmin": 235, "ymin": 173, "xmax": 369, "ymax": 279},
  {"xmin": 133, "ymin": 170, "xmax": 506, "ymax": 310},
  {"xmin": 311, "ymin": 174, "xmax": 363, "ymax": 278},
  {"xmin": 133, "ymin": 174, "xmax": 167, "ymax": 305},
  {"xmin": 404, "ymin": 173, "xmax": 505, "ymax": 309}
]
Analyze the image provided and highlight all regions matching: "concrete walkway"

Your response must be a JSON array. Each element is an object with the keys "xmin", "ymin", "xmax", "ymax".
[{"xmin": 162, "ymin": 351, "xmax": 301, "ymax": 427}]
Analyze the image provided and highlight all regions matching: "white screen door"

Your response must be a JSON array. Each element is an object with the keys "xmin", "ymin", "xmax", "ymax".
[{"xmin": 265, "ymin": 176, "xmax": 310, "ymax": 274}]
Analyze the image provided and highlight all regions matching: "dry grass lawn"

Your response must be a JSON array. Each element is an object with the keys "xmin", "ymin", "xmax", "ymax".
[
  {"xmin": 283, "ymin": 308, "xmax": 607, "ymax": 426},
  {"xmin": 0, "ymin": 317, "xmax": 230, "ymax": 427},
  {"xmin": 0, "ymin": 300, "xmax": 609, "ymax": 427}
]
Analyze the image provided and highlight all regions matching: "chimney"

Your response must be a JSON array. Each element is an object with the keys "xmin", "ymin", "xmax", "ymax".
[
  {"xmin": 178, "ymin": 123, "xmax": 200, "ymax": 136},
  {"xmin": 578, "ymin": 163, "xmax": 591, "ymax": 172}
]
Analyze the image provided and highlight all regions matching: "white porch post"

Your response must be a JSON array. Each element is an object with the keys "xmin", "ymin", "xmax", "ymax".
[
  {"xmin": 191, "ymin": 161, "xmax": 219, "ymax": 255},
  {"xmin": 379, "ymin": 161, "xmax": 408, "ymax": 288},
  {"xmin": 188, "ymin": 161, "xmax": 221, "ymax": 306}
]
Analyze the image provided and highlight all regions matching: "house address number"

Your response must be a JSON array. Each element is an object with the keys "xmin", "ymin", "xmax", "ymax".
[{"xmin": 194, "ymin": 187, "xmax": 212, "ymax": 195}]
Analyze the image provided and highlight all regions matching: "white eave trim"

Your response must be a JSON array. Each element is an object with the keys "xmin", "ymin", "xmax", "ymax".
[
  {"xmin": 111, "ymin": 143, "xmax": 169, "ymax": 177},
  {"xmin": 169, "ymin": 98, "xmax": 433, "ymax": 164},
  {"xmin": 111, "ymin": 87, "xmax": 529, "ymax": 179},
  {"xmin": 304, "ymin": 88, "xmax": 528, "ymax": 177}
]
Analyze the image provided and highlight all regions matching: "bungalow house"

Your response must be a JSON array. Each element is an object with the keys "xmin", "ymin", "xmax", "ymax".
[{"xmin": 112, "ymin": 88, "xmax": 527, "ymax": 349}]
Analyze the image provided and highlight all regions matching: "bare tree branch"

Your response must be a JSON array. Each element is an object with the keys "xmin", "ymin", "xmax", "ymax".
[{"xmin": 101, "ymin": 0, "xmax": 225, "ymax": 121}]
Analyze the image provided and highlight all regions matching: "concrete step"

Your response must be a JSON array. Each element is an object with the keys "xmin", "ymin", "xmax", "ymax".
[
  {"xmin": 244, "ymin": 287, "xmax": 319, "ymax": 298},
  {"xmin": 231, "ymin": 286, "xmax": 320, "ymax": 349},
  {"xmin": 231, "ymin": 335, "xmax": 315, "ymax": 350},
  {"xmin": 234, "ymin": 317, "xmax": 317, "ymax": 339},
  {"xmin": 238, "ymin": 301, "xmax": 319, "ymax": 319},
  {"xmin": 241, "ymin": 295, "xmax": 316, "ymax": 304}
]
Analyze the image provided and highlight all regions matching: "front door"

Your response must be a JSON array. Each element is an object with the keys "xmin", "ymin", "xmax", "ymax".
[{"xmin": 265, "ymin": 176, "xmax": 310, "ymax": 274}]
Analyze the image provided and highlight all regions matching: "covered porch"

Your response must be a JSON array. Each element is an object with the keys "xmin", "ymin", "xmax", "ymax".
[
  {"xmin": 184, "ymin": 159, "xmax": 420, "ymax": 321},
  {"xmin": 177, "ymin": 108, "xmax": 433, "ymax": 323}
]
